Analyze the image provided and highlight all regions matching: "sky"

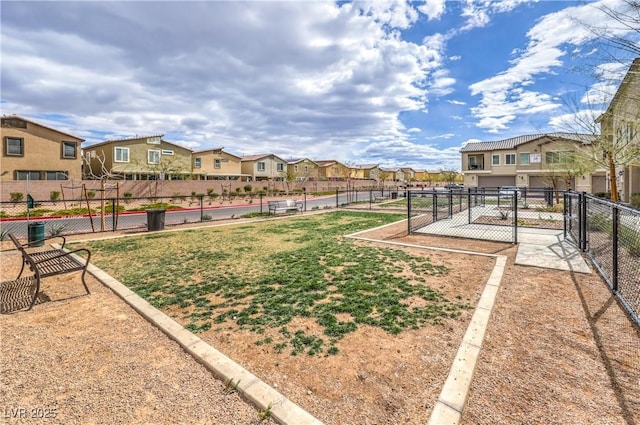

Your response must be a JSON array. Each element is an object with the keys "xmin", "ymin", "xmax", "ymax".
[{"xmin": 1, "ymin": 0, "xmax": 638, "ymax": 171}]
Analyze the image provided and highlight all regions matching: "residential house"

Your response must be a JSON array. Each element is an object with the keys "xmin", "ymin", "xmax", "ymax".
[
  {"xmin": 379, "ymin": 167, "xmax": 404, "ymax": 182},
  {"xmin": 240, "ymin": 154, "xmax": 287, "ymax": 181},
  {"xmin": 316, "ymin": 160, "xmax": 350, "ymax": 180},
  {"xmin": 83, "ymin": 135, "xmax": 193, "ymax": 180},
  {"xmin": 351, "ymin": 164, "xmax": 380, "ymax": 180},
  {"xmin": 461, "ymin": 133, "xmax": 602, "ymax": 191},
  {"xmin": 400, "ymin": 167, "xmax": 416, "ymax": 182},
  {"xmin": 413, "ymin": 169, "xmax": 442, "ymax": 184},
  {"xmin": 285, "ymin": 158, "xmax": 319, "ymax": 181},
  {"xmin": 1, "ymin": 115, "xmax": 84, "ymax": 181},
  {"xmin": 596, "ymin": 57, "xmax": 640, "ymax": 202},
  {"xmin": 191, "ymin": 148, "xmax": 249, "ymax": 181}
]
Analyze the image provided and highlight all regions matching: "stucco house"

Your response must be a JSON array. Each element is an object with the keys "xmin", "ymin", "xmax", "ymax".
[
  {"xmin": 351, "ymin": 164, "xmax": 380, "ymax": 180},
  {"xmin": 191, "ymin": 148, "xmax": 249, "ymax": 181},
  {"xmin": 316, "ymin": 160, "xmax": 350, "ymax": 180},
  {"xmin": 83, "ymin": 135, "xmax": 193, "ymax": 180},
  {"xmin": 461, "ymin": 133, "xmax": 603, "ymax": 192},
  {"xmin": 1, "ymin": 115, "xmax": 84, "ymax": 181},
  {"xmin": 285, "ymin": 158, "xmax": 319, "ymax": 181},
  {"xmin": 240, "ymin": 154, "xmax": 287, "ymax": 181},
  {"xmin": 596, "ymin": 57, "xmax": 640, "ymax": 202}
]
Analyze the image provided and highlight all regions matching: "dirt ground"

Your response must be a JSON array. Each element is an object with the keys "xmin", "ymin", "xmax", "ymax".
[{"xmin": 1, "ymin": 213, "xmax": 639, "ymax": 425}]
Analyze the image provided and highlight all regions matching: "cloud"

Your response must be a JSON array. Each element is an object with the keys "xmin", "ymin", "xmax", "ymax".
[
  {"xmin": 447, "ymin": 99, "xmax": 466, "ymax": 105},
  {"xmin": 417, "ymin": 0, "xmax": 447, "ymax": 21},
  {"xmin": 467, "ymin": 0, "xmax": 635, "ymax": 133},
  {"xmin": 424, "ymin": 133, "xmax": 455, "ymax": 140},
  {"xmin": 460, "ymin": 0, "xmax": 534, "ymax": 32},
  {"xmin": 407, "ymin": 127, "xmax": 422, "ymax": 133},
  {"xmin": 0, "ymin": 1, "xmax": 446, "ymax": 164}
]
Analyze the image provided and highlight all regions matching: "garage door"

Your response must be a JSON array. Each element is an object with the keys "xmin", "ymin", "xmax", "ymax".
[
  {"xmin": 477, "ymin": 175, "xmax": 516, "ymax": 188},
  {"xmin": 529, "ymin": 176, "xmax": 575, "ymax": 190}
]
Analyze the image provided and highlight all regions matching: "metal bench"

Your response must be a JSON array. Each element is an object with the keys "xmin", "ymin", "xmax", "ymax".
[
  {"xmin": 267, "ymin": 199, "xmax": 303, "ymax": 215},
  {"xmin": 1, "ymin": 233, "xmax": 91, "ymax": 313}
]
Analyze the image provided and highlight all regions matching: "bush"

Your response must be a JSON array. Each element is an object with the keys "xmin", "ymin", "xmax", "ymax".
[
  {"xmin": 50, "ymin": 191, "xmax": 61, "ymax": 202},
  {"xmin": 593, "ymin": 192, "xmax": 611, "ymax": 199},
  {"xmin": 630, "ymin": 193, "xmax": 640, "ymax": 209},
  {"xmin": 87, "ymin": 191, "xmax": 96, "ymax": 199},
  {"xmin": 10, "ymin": 192, "xmax": 24, "ymax": 203},
  {"xmin": 244, "ymin": 184, "xmax": 253, "ymax": 193}
]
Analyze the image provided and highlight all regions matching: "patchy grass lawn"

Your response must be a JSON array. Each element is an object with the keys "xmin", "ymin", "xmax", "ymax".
[{"xmin": 78, "ymin": 211, "xmax": 471, "ymax": 356}]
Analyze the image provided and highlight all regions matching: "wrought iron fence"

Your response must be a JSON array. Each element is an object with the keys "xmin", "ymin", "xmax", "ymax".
[{"xmin": 565, "ymin": 191, "xmax": 640, "ymax": 327}]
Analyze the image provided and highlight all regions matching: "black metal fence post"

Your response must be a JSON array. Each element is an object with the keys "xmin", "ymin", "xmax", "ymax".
[
  {"xmin": 200, "ymin": 194, "xmax": 204, "ymax": 221},
  {"xmin": 563, "ymin": 192, "xmax": 568, "ymax": 239},
  {"xmin": 513, "ymin": 191, "xmax": 518, "ymax": 244},
  {"xmin": 259, "ymin": 193, "xmax": 263, "ymax": 214},
  {"xmin": 612, "ymin": 206, "xmax": 619, "ymax": 292},
  {"xmin": 112, "ymin": 198, "xmax": 117, "ymax": 231},
  {"xmin": 468, "ymin": 189, "xmax": 472, "ymax": 224},
  {"xmin": 336, "ymin": 189, "xmax": 339, "ymax": 208},
  {"xmin": 303, "ymin": 188, "xmax": 307, "ymax": 212},
  {"xmin": 369, "ymin": 189, "xmax": 372, "ymax": 210},
  {"xmin": 581, "ymin": 192, "xmax": 588, "ymax": 251},
  {"xmin": 448, "ymin": 190, "xmax": 453, "ymax": 217},
  {"xmin": 407, "ymin": 190, "xmax": 412, "ymax": 234},
  {"xmin": 432, "ymin": 191, "xmax": 437, "ymax": 222}
]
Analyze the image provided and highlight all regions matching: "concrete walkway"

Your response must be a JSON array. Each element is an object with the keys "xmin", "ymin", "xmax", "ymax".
[{"xmin": 515, "ymin": 228, "xmax": 591, "ymax": 274}]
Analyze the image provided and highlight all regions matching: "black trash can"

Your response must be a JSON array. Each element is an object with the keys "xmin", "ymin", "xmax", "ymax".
[
  {"xmin": 146, "ymin": 209, "xmax": 166, "ymax": 231},
  {"xmin": 28, "ymin": 222, "xmax": 45, "ymax": 247},
  {"xmin": 391, "ymin": 191, "xmax": 398, "ymax": 199}
]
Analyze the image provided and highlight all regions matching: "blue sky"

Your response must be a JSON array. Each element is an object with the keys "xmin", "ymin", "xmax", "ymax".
[{"xmin": 1, "ymin": 1, "xmax": 638, "ymax": 171}]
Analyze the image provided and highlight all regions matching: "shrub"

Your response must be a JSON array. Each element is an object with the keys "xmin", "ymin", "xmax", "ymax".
[
  {"xmin": 244, "ymin": 184, "xmax": 252, "ymax": 193},
  {"xmin": 87, "ymin": 191, "xmax": 96, "ymax": 199},
  {"xmin": 50, "ymin": 191, "xmax": 61, "ymax": 202},
  {"xmin": 593, "ymin": 192, "xmax": 611, "ymax": 199},
  {"xmin": 10, "ymin": 192, "xmax": 24, "ymax": 203},
  {"xmin": 630, "ymin": 193, "xmax": 640, "ymax": 209},
  {"xmin": 202, "ymin": 214, "xmax": 213, "ymax": 221},
  {"xmin": 235, "ymin": 187, "xmax": 242, "ymax": 193}
]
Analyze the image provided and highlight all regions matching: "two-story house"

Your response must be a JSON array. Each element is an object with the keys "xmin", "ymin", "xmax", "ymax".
[
  {"xmin": 1, "ymin": 115, "xmax": 84, "ymax": 181},
  {"xmin": 351, "ymin": 164, "xmax": 380, "ymax": 180},
  {"xmin": 286, "ymin": 158, "xmax": 319, "ymax": 182},
  {"xmin": 316, "ymin": 160, "xmax": 350, "ymax": 181},
  {"xmin": 596, "ymin": 58, "xmax": 640, "ymax": 202},
  {"xmin": 240, "ymin": 154, "xmax": 287, "ymax": 181},
  {"xmin": 461, "ymin": 133, "xmax": 602, "ymax": 192},
  {"xmin": 191, "ymin": 148, "xmax": 249, "ymax": 181},
  {"xmin": 83, "ymin": 135, "xmax": 193, "ymax": 180}
]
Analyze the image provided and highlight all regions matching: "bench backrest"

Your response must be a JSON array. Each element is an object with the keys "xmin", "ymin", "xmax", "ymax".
[
  {"xmin": 8, "ymin": 233, "xmax": 26, "ymax": 254},
  {"xmin": 8, "ymin": 233, "xmax": 41, "ymax": 279}
]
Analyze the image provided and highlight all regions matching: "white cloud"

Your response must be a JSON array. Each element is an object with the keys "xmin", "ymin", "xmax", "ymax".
[
  {"xmin": 460, "ymin": 0, "xmax": 534, "ymax": 32},
  {"xmin": 407, "ymin": 127, "xmax": 422, "ymax": 133},
  {"xmin": 467, "ymin": 0, "xmax": 635, "ymax": 133},
  {"xmin": 0, "ymin": 1, "xmax": 446, "ymax": 163},
  {"xmin": 355, "ymin": 139, "xmax": 463, "ymax": 170},
  {"xmin": 447, "ymin": 99, "xmax": 466, "ymax": 105},
  {"xmin": 417, "ymin": 0, "xmax": 447, "ymax": 21},
  {"xmin": 424, "ymin": 133, "xmax": 455, "ymax": 140}
]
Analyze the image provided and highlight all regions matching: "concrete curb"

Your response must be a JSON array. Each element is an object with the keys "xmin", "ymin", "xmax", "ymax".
[
  {"xmin": 427, "ymin": 255, "xmax": 507, "ymax": 425},
  {"xmin": 86, "ymin": 263, "xmax": 324, "ymax": 425}
]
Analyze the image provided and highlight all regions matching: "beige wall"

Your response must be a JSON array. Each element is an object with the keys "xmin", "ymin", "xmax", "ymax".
[
  {"xmin": 192, "ymin": 150, "xmax": 242, "ymax": 177},
  {"xmin": 318, "ymin": 163, "xmax": 349, "ymax": 179},
  {"xmin": 287, "ymin": 159, "xmax": 319, "ymax": 181},
  {"xmin": 1, "ymin": 120, "xmax": 83, "ymax": 181},
  {"xmin": 241, "ymin": 156, "xmax": 286, "ymax": 180}
]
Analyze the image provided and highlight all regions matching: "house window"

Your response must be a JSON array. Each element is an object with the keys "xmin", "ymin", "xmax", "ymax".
[
  {"xmin": 294, "ymin": 165, "xmax": 299, "ymax": 172},
  {"xmin": 505, "ymin": 154, "xmax": 516, "ymax": 165},
  {"xmin": 520, "ymin": 153, "xmax": 530, "ymax": 165},
  {"xmin": 16, "ymin": 171, "xmax": 41, "ymax": 180},
  {"xmin": 46, "ymin": 171, "xmax": 68, "ymax": 180},
  {"xmin": 62, "ymin": 141, "xmax": 77, "ymax": 159},
  {"xmin": 148, "ymin": 149, "xmax": 161, "ymax": 164},
  {"xmin": 258, "ymin": 162, "xmax": 266, "ymax": 171},
  {"xmin": 546, "ymin": 151, "xmax": 574, "ymax": 164},
  {"xmin": 276, "ymin": 163, "xmax": 284, "ymax": 172},
  {"xmin": 304, "ymin": 166, "xmax": 308, "ymax": 173},
  {"xmin": 194, "ymin": 157, "xmax": 202, "ymax": 168},
  {"xmin": 114, "ymin": 147, "xmax": 129, "ymax": 163},
  {"xmin": 5, "ymin": 137, "xmax": 24, "ymax": 156},
  {"xmin": 214, "ymin": 159, "xmax": 221, "ymax": 169},
  {"xmin": 492, "ymin": 154, "xmax": 500, "ymax": 165},
  {"xmin": 161, "ymin": 149, "xmax": 174, "ymax": 155}
]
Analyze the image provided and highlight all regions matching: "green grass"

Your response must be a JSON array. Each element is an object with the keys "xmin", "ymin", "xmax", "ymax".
[{"xmin": 77, "ymin": 211, "xmax": 471, "ymax": 356}]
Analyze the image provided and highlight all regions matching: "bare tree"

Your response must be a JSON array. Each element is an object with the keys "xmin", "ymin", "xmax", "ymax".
[{"xmin": 584, "ymin": 0, "xmax": 640, "ymax": 58}]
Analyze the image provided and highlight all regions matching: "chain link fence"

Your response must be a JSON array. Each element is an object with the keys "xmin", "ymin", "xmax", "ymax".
[{"xmin": 565, "ymin": 191, "xmax": 640, "ymax": 327}]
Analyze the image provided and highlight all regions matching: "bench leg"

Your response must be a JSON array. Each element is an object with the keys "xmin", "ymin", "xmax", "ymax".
[{"xmin": 80, "ymin": 267, "xmax": 91, "ymax": 295}]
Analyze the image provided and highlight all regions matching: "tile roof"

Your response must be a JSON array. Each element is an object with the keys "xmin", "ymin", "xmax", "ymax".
[
  {"xmin": 460, "ymin": 132, "xmax": 597, "ymax": 152},
  {"xmin": 2, "ymin": 114, "xmax": 85, "ymax": 141}
]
